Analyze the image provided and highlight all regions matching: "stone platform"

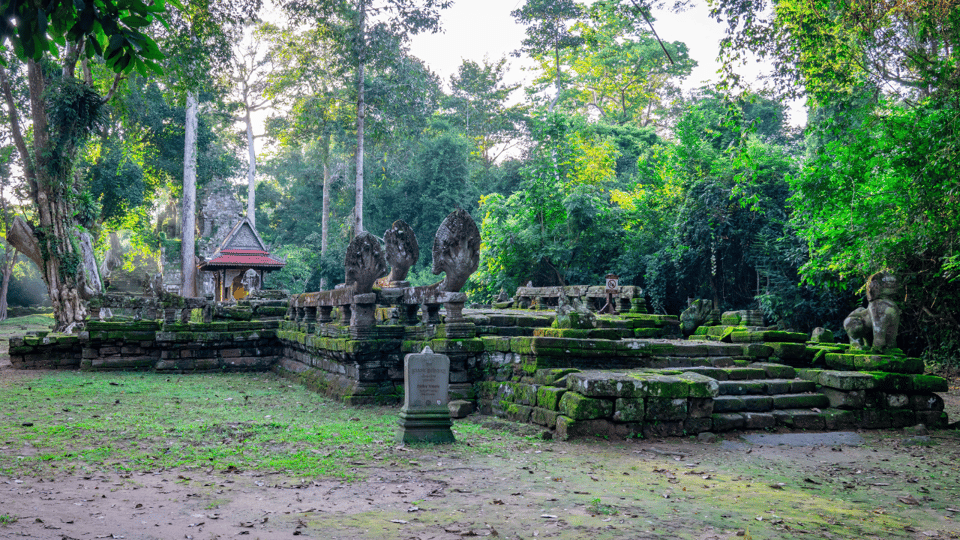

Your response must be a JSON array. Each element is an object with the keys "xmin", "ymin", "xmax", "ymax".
[{"xmin": 6, "ymin": 306, "xmax": 952, "ymax": 441}]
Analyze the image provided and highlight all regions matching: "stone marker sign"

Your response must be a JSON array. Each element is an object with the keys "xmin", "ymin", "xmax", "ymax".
[{"xmin": 397, "ymin": 346, "xmax": 455, "ymax": 444}]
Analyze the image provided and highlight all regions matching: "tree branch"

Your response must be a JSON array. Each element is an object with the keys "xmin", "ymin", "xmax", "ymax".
[
  {"xmin": 0, "ymin": 66, "xmax": 37, "ymax": 195},
  {"xmin": 100, "ymin": 73, "xmax": 125, "ymax": 104}
]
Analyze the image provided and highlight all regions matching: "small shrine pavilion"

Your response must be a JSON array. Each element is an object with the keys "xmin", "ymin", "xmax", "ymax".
[{"xmin": 198, "ymin": 217, "xmax": 285, "ymax": 301}]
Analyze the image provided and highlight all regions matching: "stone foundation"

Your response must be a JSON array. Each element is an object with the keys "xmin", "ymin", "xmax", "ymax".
[{"xmin": 6, "ymin": 305, "xmax": 952, "ymax": 441}]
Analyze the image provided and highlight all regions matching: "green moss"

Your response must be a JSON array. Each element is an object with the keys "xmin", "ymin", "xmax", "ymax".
[
  {"xmin": 559, "ymin": 392, "xmax": 613, "ymax": 420},
  {"xmin": 537, "ymin": 386, "xmax": 566, "ymax": 410},
  {"xmin": 645, "ymin": 398, "xmax": 688, "ymax": 421},
  {"xmin": 911, "ymin": 374, "xmax": 948, "ymax": 393}
]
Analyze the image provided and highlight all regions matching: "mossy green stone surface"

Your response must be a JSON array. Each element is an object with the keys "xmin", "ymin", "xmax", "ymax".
[
  {"xmin": 645, "ymin": 398, "xmax": 688, "ymax": 421},
  {"xmin": 531, "ymin": 368, "xmax": 580, "ymax": 386},
  {"xmin": 537, "ymin": 386, "xmax": 567, "ymax": 410},
  {"xmin": 912, "ymin": 374, "xmax": 949, "ymax": 393},
  {"xmin": 867, "ymin": 372, "xmax": 914, "ymax": 392},
  {"xmin": 630, "ymin": 373, "xmax": 689, "ymax": 398},
  {"xmin": 613, "ymin": 398, "xmax": 645, "ymax": 422},
  {"xmin": 817, "ymin": 370, "xmax": 879, "ymax": 391},
  {"xmin": 767, "ymin": 342, "xmax": 809, "ymax": 360},
  {"xmin": 675, "ymin": 372, "xmax": 720, "ymax": 398},
  {"xmin": 559, "ymin": 392, "xmax": 613, "ymax": 420}
]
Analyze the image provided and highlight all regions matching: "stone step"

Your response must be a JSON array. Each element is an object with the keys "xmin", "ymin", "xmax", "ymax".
[
  {"xmin": 678, "ymin": 366, "xmax": 767, "ymax": 381},
  {"xmin": 712, "ymin": 408, "xmax": 830, "ymax": 432},
  {"xmin": 718, "ymin": 378, "xmax": 817, "ymax": 396},
  {"xmin": 713, "ymin": 392, "xmax": 829, "ymax": 413}
]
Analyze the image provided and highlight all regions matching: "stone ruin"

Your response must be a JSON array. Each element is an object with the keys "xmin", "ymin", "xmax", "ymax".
[
  {"xmin": 844, "ymin": 271, "xmax": 901, "ymax": 352},
  {"xmin": 7, "ymin": 220, "xmax": 952, "ymax": 440}
]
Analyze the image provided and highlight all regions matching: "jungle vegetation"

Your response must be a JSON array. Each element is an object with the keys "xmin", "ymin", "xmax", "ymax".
[{"xmin": 0, "ymin": 0, "xmax": 956, "ymax": 363}]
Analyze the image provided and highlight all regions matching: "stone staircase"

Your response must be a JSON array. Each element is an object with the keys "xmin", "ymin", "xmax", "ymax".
[{"xmin": 676, "ymin": 363, "xmax": 831, "ymax": 431}]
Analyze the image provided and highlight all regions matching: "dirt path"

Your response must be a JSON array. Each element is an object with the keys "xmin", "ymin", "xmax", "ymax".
[{"xmin": 3, "ymin": 427, "xmax": 960, "ymax": 539}]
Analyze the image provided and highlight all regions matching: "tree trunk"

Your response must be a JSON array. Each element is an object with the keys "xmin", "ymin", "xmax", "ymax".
[
  {"xmin": 181, "ymin": 92, "xmax": 199, "ymax": 297},
  {"xmin": 354, "ymin": 0, "xmax": 366, "ymax": 236},
  {"xmin": 0, "ymin": 248, "xmax": 18, "ymax": 322},
  {"xmin": 320, "ymin": 132, "xmax": 332, "ymax": 290},
  {"xmin": 245, "ymin": 107, "xmax": 257, "ymax": 226}
]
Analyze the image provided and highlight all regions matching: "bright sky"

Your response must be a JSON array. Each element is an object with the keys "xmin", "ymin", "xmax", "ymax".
[{"xmin": 255, "ymin": 0, "xmax": 805, "ymax": 155}]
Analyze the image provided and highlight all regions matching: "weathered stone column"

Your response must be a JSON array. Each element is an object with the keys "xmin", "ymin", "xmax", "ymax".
[
  {"xmin": 338, "ymin": 304, "xmax": 352, "ymax": 326},
  {"xmin": 422, "ymin": 303, "xmax": 442, "ymax": 325},
  {"xmin": 351, "ymin": 293, "xmax": 377, "ymax": 328},
  {"xmin": 317, "ymin": 306, "xmax": 334, "ymax": 323},
  {"xmin": 398, "ymin": 303, "xmax": 420, "ymax": 325}
]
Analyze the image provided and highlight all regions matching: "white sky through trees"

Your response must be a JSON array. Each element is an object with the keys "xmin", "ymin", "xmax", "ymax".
[{"xmin": 253, "ymin": 0, "xmax": 806, "ymax": 156}]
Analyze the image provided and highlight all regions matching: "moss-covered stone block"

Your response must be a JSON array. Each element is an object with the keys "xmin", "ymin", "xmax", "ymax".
[
  {"xmin": 741, "ymin": 343, "xmax": 774, "ymax": 358},
  {"xmin": 532, "ymin": 368, "xmax": 581, "ymax": 386},
  {"xmin": 428, "ymin": 338, "xmax": 485, "ymax": 355},
  {"xmin": 559, "ymin": 392, "xmax": 613, "ymax": 420},
  {"xmin": 908, "ymin": 393, "xmax": 945, "ymax": 411},
  {"xmin": 567, "ymin": 371, "xmax": 644, "ymax": 398},
  {"xmin": 822, "ymin": 409, "xmax": 861, "ymax": 430},
  {"xmin": 711, "ymin": 413, "xmax": 745, "ymax": 432},
  {"xmin": 645, "ymin": 398, "xmax": 688, "ymax": 421},
  {"xmin": 915, "ymin": 410, "xmax": 948, "ymax": 428},
  {"xmin": 530, "ymin": 407, "xmax": 560, "ymax": 427},
  {"xmin": 537, "ymin": 386, "xmax": 567, "ymax": 410},
  {"xmin": 772, "ymin": 393, "xmax": 829, "ymax": 409},
  {"xmin": 504, "ymin": 403, "xmax": 533, "ymax": 423},
  {"xmin": 634, "ymin": 374, "xmax": 690, "ymax": 398},
  {"xmin": 858, "ymin": 355, "xmax": 924, "ymax": 374},
  {"xmin": 911, "ymin": 374, "xmax": 948, "ymax": 393},
  {"xmin": 515, "ymin": 383, "xmax": 538, "ymax": 406},
  {"xmin": 732, "ymin": 331, "xmax": 807, "ymax": 343},
  {"xmin": 817, "ymin": 370, "xmax": 878, "ymax": 391},
  {"xmin": 633, "ymin": 328, "xmax": 664, "ymax": 338},
  {"xmin": 750, "ymin": 362, "xmax": 796, "ymax": 379},
  {"xmin": 868, "ymin": 372, "xmax": 914, "ymax": 392},
  {"xmin": 613, "ymin": 398, "xmax": 645, "ymax": 422},
  {"xmin": 822, "ymin": 388, "xmax": 866, "ymax": 409},
  {"xmin": 767, "ymin": 342, "xmax": 809, "ymax": 361},
  {"xmin": 675, "ymin": 372, "xmax": 720, "ymax": 398},
  {"xmin": 475, "ymin": 381, "xmax": 500, "ymax": 400},
  {"xmin": 510, "ymin": 337, "xmax": 534, "ymax": 355},
  {"xmin": 533, "ymin": 328, "xmax": 591, "ymax": 339}
]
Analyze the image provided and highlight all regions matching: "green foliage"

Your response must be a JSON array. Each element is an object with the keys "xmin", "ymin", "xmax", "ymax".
[
  {"xmin": 446, "ymin": 57, "xmax": 528, "ymax": 165},
  {"xmin": 0, "ymin": 0, "xmax": 171, "ymax": 76},
  {"xmin": 473, "ymin": 112, "xmax": 627, "ymax": 301},
  {"xmin": 588, "ymin": 497, "xmax": 618, "ymax": 516},
  {"xmin": 563, "ymin": 0, "xmax": 696, "ymax": 128}
]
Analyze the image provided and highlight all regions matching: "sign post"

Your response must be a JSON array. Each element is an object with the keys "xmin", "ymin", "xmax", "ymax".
[
  {"xmin": 396, "ymin": 346, "xmax": 455, "ymax": 444},
  {"xmin": 600, "ymin": 274, "xmax": 619, "ymax": 315}
]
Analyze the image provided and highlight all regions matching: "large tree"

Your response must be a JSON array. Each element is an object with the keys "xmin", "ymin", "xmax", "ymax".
[
  {"xmin": 0, "ymin": 0, "xmax": 171, "ymax": 330},
  {"xmin": 511, "ymin": 0, "xmax": 584, "ymax": 112},
  {"xmin": 281, "ymin": 0, "xmax": 450, "ymax": 235},
  {"xmin": 446, "ymin": 57, "xmax": 527, "ymax": 166}
]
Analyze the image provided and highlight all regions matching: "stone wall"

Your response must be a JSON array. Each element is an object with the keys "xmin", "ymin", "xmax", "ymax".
[
  {"xmin": 6, "ymin": 303, "xmax": 952, "ymax": 441},
  {"xmin": 9, "ymin": 320, "xmax": 280, "ymax": 373}
]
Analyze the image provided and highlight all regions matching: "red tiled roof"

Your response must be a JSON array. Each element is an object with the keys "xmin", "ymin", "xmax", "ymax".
[{"xmin": 200, "ymin": 249, "xmax": 285, "ymax": 269}]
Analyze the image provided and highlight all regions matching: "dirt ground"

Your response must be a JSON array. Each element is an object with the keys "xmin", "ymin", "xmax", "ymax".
[{"xmin": 2, "ymin": 368, "xmax": 959, "ymax": 540}]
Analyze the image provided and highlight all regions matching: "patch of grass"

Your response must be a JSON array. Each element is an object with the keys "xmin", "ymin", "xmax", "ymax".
[
  {"xmin": 0, "ymin": 371, "xmax": 544, "ymax": 480},
  {"xmin": 587, "ymin": 497, "xmax": 618, "ymax": 516},
  {"xmin": 0, "ymin": 514, "xmax": 17, "ymax": 525},
  {"xmin": 0, "ymin": 313, "xmax": 54, "ymax": 338}
]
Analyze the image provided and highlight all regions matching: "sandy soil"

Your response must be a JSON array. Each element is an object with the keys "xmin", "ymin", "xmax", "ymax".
[{"xmin": 1, "ymin": 368, "xmax": 959, "ymax": 540}]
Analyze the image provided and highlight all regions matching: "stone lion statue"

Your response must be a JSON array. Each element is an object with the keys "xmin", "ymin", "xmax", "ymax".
[{"xmin": 843, "ymin": 271, "xmax": 901, "ymax": 352}]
